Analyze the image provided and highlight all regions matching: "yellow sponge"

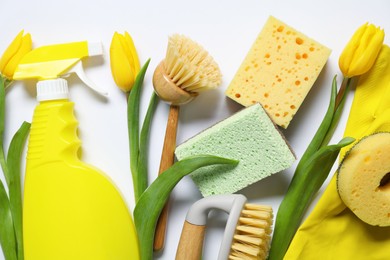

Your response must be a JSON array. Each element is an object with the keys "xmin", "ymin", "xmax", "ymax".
[
  {"xmin": 225, "ymin": 16, "xmax": 331, "ymax": 128},
  {"xmin": 337, "ymin": 133, "xmax": 390, "ymax": 227}
]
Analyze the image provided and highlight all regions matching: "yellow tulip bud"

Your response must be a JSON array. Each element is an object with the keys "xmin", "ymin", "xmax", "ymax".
[
  {"xmin": 110, "ymin": 31, "xmax": 140, "ymax": 92},
  {"xmin": 0, "ymin": 30, "xmax": 32, "ymax": 80},
  {"xmin": 339, "ymin": 23, "xmax": 384, "ymax": 78}
]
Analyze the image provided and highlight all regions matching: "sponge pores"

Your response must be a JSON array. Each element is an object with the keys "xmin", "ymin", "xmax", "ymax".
[{"xmin": 225, "ymin": 16, "xmax": 331, "ymax": 128}]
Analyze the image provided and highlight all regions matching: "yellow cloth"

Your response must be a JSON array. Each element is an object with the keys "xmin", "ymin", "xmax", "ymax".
[{"xmin": 285, "ymin": 45, "xmax": 390, "ymax": 260}]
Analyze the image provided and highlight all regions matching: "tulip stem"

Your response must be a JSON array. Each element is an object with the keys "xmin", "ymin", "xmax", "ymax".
[
  {"xmin": 138, "ymin": 92, "xmax": 159, "ymax": 200},
  {"xmin": 128, "ymin": 59, "xmax": 159, "ymax": 203},
  {"xmin": 335, "ymin": 77, "xmax": 352, "ymax": 108},
  {"xmin": 320, "ymin": 76, "xmax": 352, "ymax": 147},
  {"xmin": 0, "ymin": 77, "xmax": 9, "ymax": 185},
  {"xmin": 4, "ymin": 79, "xmax": 12, "ymax": 89},
  {"xmin": 128, "ymin": 60, "xmax": 150, "ymax": 202},
  {"xmin": 0, "ymin": 77, "xmax": 17, "ymax": 260}
]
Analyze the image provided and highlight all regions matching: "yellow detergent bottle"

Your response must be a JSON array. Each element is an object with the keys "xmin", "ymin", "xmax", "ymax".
[{"xmin": 13, "ymin": 41, "xmax": 140, "ymax": 260}]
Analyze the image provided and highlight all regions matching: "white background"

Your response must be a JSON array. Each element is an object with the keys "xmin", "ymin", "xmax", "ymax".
[{"xmin": 0, "ymin": 0, "xmax": 389, "ymax": 259}]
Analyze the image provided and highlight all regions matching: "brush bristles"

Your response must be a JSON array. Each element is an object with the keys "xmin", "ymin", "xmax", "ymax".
[
  {"xmin": 228, "ymin": 204, "xmax": 273, "ymax": 260},
  {"xmin": 164, "ymin": 34, "xmax": 222, "ymax": 93}
]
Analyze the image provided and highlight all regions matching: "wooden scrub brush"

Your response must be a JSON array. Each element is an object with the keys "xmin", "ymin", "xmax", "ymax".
[
  {"xmin": 176, "ymin": 194, "xmax": 273, "ymax": 260},
  {"xmin": 152, "ymin": 34, "xmax": 222, "ymax": 250}
]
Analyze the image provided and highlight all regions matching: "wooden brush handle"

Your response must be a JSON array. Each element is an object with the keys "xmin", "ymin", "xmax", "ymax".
[
  {"xmin": 154, "ymin": 105, "xmax": 180, "ymax": 251},
  {"xmin": 176, "ymin": 221, "xmax": 206, "ymax": 260}
]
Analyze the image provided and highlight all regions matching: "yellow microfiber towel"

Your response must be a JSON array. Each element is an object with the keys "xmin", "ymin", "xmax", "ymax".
[{"xmin": 284, "ymin": 44, "xmax": 390, "ymax": 260}]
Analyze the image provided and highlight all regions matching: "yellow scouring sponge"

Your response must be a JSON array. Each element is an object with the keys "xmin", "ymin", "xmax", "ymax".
[{"xmin": 225, "ymin": 16, "xmax": 331, "ymax": 128}]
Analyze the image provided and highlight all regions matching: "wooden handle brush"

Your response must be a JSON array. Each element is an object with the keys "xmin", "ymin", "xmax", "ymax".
[
  {"xmin": 176, "ymin": 194, "xmax": 273, "ymax": 260},
  {"xmin": 152, "ymin": 34, "xmax": 222, "ymax": 250}
]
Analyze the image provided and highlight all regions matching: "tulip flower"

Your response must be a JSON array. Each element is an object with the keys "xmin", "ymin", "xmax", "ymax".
[
  {"xmin": 110, "ymin": 31, "xmax": 140, "ymax": 92},
  {"xmin": 339, "ymin": 23, "xmax": 384, "ymax": 78},
  {"xmin": 0, "ymin": 30, "xmax": 32, "ymax": 81},
  {"xmin": 109, "ymin": 31, "xmax": 157, "ymax": 203}
]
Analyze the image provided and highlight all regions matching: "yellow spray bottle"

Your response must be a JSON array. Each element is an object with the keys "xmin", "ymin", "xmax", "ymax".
[{"xmin": 13, "ymin": 41, "xmax": 140, "ymax": 260}]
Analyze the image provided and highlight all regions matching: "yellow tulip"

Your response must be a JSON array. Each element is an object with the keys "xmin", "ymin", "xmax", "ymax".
[
  {"xmin": 339, "ymin": 23, "xmax": 384, "ymax": 78},
  {"xmin": 0, "ymin": 30, "xmax": 32, "ymax": 80},
  {"xmin": 110, "ymin": 31, "xmax": 140, "ymax": 92}
]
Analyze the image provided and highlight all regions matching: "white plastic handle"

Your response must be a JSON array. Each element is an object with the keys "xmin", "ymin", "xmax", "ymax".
[
  {"xmin": 65, "ymin": 62, "xmax": 108, "ymax": 96},
  {"xmin": 184, "ymin": 194, "xmax": 247, "ymax": 260}
]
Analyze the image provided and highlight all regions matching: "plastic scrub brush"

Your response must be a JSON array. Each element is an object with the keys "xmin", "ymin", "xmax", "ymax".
[
  {"xmin": 176, "ymin": 194, "xmax": 273, "ymax": 260},
  {"xmin": 152, "ymin": 34, "xmax": 222, "ymax": 250}
]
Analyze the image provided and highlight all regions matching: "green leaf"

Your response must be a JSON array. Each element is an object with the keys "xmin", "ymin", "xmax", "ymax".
[
  {"xmin": 321, "ymin": 77, "xmax": 352, "ymax": 147},
  {"xmin": 0, "ymin": 75, "xmax": 17, "ymax": 260},
  {"xmin": 292, "ymin": 76, "xmax": 338, "ymax": 182},
  {"xmin": 269, "ymin": 137, "xmax": 354, "ymax": 260},
  {"xmin": 0, "ymin": 76, "xmax": 9, "ymax": 185},
  {"xmin": 7, "ymin": 121, "xmax": 30, "ymax": 260},
  {"xmin": 134, "ymin": 155, "xmax": 238, "ymax": 260},
  {"xmin": 0, "ymin": 76, "xmax": 5, "ymax": 142},
  {"xmin": 0, "ymin": 180, "xmax": 17, "ymax": 260},
  {"xmin": 128, "ymin": 59, "xmax": 151, "ymax": 202},
  {"xmin": 137, "ymin": 92, "xmax": 159, "ymax": 201}
]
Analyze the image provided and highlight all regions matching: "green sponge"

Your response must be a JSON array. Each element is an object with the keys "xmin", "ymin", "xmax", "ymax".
[{"xmin": 175, "ymin": 103, "xmax": 296, "ymax": 196}]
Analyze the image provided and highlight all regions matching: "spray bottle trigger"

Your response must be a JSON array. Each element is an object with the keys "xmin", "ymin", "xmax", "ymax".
[{"xmin": 65, "ymin": 62, "xmax": 108, "ymax": 97}]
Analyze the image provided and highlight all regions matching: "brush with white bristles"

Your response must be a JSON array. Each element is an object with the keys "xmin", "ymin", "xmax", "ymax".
[
  {"xmin": 175, "ymin": 194, "xmax": 273, "ymax": 260},
  {"xmin": 152, "ymin": 34, "xmax": 222, "ymax": 251}
]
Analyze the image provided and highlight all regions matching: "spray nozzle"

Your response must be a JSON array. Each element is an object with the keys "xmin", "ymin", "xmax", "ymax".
[{"xmin": 13, "ymin": 41, "xmax": 107, "ymax": 100}]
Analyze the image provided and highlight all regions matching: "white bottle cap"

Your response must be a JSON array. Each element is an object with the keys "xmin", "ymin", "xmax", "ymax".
[{"xmin": 37, "ymin": 79, "xmax": 69, "ymax": 101}]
